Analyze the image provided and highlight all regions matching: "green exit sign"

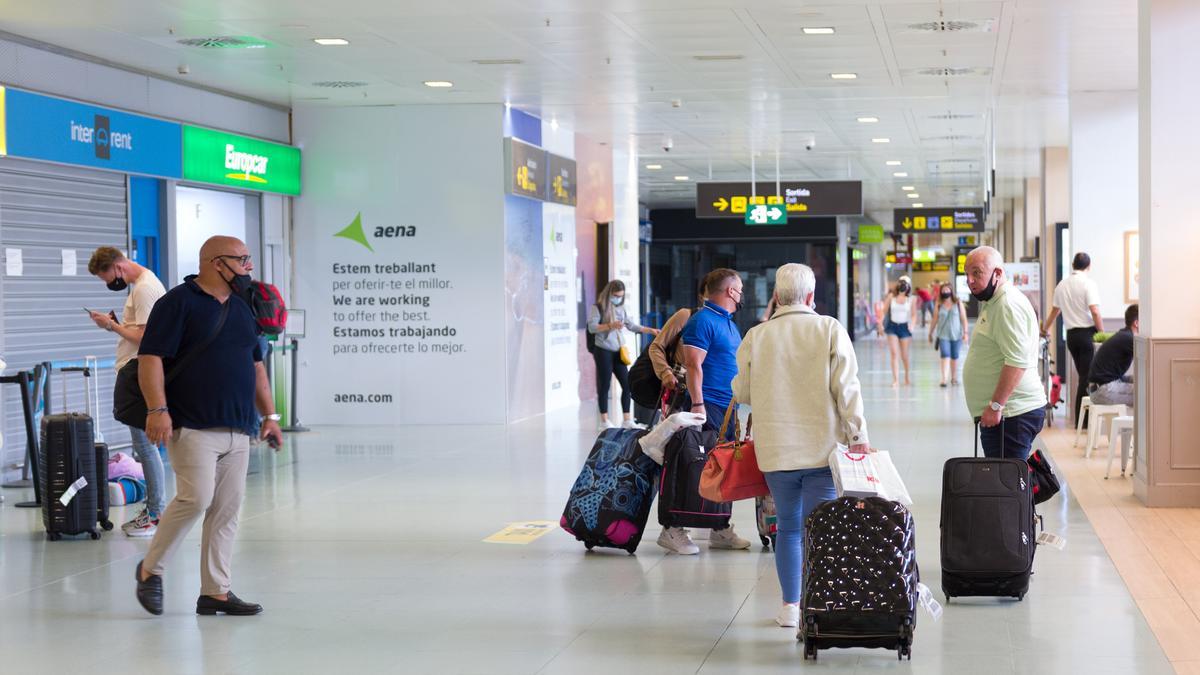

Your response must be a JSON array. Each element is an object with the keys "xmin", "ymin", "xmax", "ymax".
[{"xmin": 744, "ymin": 204, "xmax": 787, "ymax": 226}]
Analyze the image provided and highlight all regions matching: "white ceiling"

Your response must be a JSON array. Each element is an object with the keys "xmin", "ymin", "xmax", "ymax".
[{"xmin": 0, "ymin": 0, "xmax": 1137, "ymax": 221}]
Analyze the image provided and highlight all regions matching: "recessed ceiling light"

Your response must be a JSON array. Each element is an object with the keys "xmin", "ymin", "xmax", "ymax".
[
  {"xmin": 831, "ymin": 73, "xmax": 858, "ymax": 80},
  {"xmin": 872, "ymin": 138, "xmax": 890, "ymax": 143},
  {"xmin": 886, "ymin": 160, "xmax": 903, "ymax": 166},
  {"xmin": 912, "ymin": 203, "xmax": 924, "ymax": 207},
  {"xmin": 907, "ymin": 193, "xmax": 920, "ymax": 199},
  {"xmin": 902, "ymin": 186, "xmax": 915, "ymax": 191},
  {"xmin": 674, "ymin": 176, "xmax": 690, "ymax": 181},
  {"xmin": 893, "ymin": 172, "xmax": 908, "ymax": 177},
  {"xmin": 313, "ymin": 38, "xmax": 349, "ymax": 46},
  {"xmin": 857, "ymin": 116, "xmax": 879, "ymax": 123},
  {"xmin": 423, "ymin": 80, "xmax": 454, "ymax": 88},
  {"xmin": 803, "ymin": 27, "xmax": 836, "ymax": 35},
  {"xmin": 645, "ymin": 164, "xmax": 662, "ymax": 170}
]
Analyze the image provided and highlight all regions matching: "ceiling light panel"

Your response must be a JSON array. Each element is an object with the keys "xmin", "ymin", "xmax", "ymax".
[
  {"xmin": 803, "ymin": 27, "xmax": 836, "ymax": 35},
  {"xmin": 313, "ymin": 38, "xmax": 349, "ymax": 46}
]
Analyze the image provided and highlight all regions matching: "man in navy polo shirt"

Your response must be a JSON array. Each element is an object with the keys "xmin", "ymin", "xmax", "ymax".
[
  {"xmin": 657, "ymin": 268, "xmax": 751, "ymax": 554},
  {"xmin": 133, "ymin": 236, "xmax": 283, "ymax": 617}
]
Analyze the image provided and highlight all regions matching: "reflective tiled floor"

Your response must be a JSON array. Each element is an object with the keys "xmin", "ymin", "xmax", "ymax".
[{"xmin": 0, "ymin": 337, "xmax": 1177, "ymax": 674}]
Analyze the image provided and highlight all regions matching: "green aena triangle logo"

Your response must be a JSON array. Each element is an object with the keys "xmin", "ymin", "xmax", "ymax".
[{"xmin": 334, "ymin": 212, "xmax": 374, "ymax": 252}]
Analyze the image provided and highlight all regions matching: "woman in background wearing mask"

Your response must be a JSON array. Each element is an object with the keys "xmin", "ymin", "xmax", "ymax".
[
  {"xmin": 877, "ymin": 276, "xmax": 916, "ymax": 387},
  {"xmin": 588, "ymin": 280, "xmax": 659, "ymax": 431},
  {"xmin": 929, "ymin": 282, "xmax": 969, "ymax": 387}
]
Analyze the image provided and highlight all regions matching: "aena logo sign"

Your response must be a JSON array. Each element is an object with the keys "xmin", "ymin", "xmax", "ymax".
[
  {"xmin": 333, "ymin": 212, "xmax": 416, "ymax": 252},
  {"xmin": 225, "ymin": 144, "xmax": 269, "ymax": 185},
  {"xmin": 70, "ymin": 115, "xmax": 133, "ymax": 160}
]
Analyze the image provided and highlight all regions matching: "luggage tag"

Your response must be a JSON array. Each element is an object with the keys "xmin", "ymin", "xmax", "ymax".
[
  {"xmin": 1036, "ymin": 532, "xmax": 1068, "ymax": 550},
  {"xmin": 58, "ymin": 475, "xmax": 89, "ymax": 507},
  {"xmin": 916, "ymin": 583, "xmax": 943, "ymax": 622}
]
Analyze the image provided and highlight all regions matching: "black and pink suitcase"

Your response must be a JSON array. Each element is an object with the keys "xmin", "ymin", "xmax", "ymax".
[
  {"xmin": 801, "ymin": 496, "xmax": 919, "ymax": 661},
  {"xmin": 561, "ymin": 428, "xmax": 659, "ymax": 554},
  {"xmin": 657, "ymin": 426, "xmax": 732, "ymax": 530}
]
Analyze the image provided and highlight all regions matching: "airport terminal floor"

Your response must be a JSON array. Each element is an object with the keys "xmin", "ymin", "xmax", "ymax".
[{"xmin": 1, "ymin": 338, "xmax": 1192, "ymax": 675}]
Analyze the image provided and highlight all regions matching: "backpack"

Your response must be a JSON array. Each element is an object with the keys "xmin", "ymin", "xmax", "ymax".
[
  {"xmin": 246, "ymin": 281, "xmax": 288, "ymax": 336},
  {"xmin": 585, "ymin": 303, "xmax": 600, "ymax": 354}
]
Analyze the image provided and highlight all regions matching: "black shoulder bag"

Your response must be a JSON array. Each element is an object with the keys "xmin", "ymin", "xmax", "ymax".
[{"xmin": 113, "ymin": 300, "xmax": 231, "ymax": 430}]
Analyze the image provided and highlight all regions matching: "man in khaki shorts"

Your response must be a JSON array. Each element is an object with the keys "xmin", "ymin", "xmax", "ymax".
[{"xmin": 134, "ymin": 236, "xmax": 283, "ymax": 616}]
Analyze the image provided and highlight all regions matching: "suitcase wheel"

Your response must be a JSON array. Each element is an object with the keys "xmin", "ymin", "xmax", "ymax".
[
  {"xmin": 89, "ymin": 531, "xmax": 101, "ymax": 540},
  {"xmin": 584, "ymin": 542, "xmax": 594, "ymax": 551},
  {"xmin": 101, "ymin": 520, "xmax": 114, "ymax": 531},
  {"xmin": 47, "ymin": 532, "xmax": 62, "ymax": 542},
  {"xmin": 803, "ymin": 640, "xmax": 817, "ymax": 660},
  {"xmin": 759, "ymin": 535, "xmax": 771, "ymax": 549}
]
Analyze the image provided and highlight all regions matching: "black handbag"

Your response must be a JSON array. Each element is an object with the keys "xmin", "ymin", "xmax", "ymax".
[{"xmin": 113, "ymin": 301, "xmax": 230, "ymax": 430}]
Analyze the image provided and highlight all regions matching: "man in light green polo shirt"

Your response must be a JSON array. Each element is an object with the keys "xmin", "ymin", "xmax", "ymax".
[{"xmin": 962, "ymin": 246, "xmax": 1048, "ymax": 459}]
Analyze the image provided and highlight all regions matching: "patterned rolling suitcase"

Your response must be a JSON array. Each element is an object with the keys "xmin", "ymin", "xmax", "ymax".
[
  {"xmin": 801, "ymin": 496, "xmax": 919, "ymax": 661},
  {"xmin": 561, "ymin": 428, "xmax": 659, "ymax": 554},
  {"xmin": 756, "ymin": 495, "xmax": 778, "ymax": 549}
]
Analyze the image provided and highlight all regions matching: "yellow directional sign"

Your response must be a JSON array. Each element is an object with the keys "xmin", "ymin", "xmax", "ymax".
[
  {"xmin": 713, "ymin": 197, "xmax": 729, "ymax": 211},
  {"xmin": 696, "ymin": 181, "xmax": 863, "ymax": 218},
  {"xmin": 901, "ymin": 217, "xmax": 913, "ymax": 230}
]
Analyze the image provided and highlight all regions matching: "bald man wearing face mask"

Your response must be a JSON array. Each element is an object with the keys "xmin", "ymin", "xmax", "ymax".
[
  {"xmin": 961, "ymin": 246, "xmax": 1048, "ymax": 460},
  {"xmin": 133, "ymin": 236, "xmax": 283, "ymax": 617}
]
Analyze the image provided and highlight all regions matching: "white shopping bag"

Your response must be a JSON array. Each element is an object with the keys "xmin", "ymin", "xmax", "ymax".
[
  {"xmin": 638, "ymin": 412, "xmax": 706, "ymax": 465},
  {"xmin": 828, "ymin": 447, "xmax": 882, "ymax": 499},
  {"xmin": 870, "ymin": 451, "xmax": 913, "ymax": 507}
]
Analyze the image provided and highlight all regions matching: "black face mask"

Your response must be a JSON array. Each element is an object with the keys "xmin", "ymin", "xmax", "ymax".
[
  {"xmin": 940, "ymin": 290, "xmax": 952, "ymax": 299},
  {"xmin": 971, "ymin": 273, "xmax": 999, "ymax": 302},
  {"xmin": 106, "ymin": 276, "xmax": 127, "ymax": 292},
  {"xmin": 220, "ymin": 260, "xmax": 254, "ymax": 296},
  {"xmin": 897, "ymin": 283, "xmax": 910, "ymax": 295}
]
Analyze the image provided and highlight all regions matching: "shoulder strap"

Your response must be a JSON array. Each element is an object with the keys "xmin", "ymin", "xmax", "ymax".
[
  {"xmin": 664, "ymin": 308, "xmax": 693, "ymax": 359},
  {"xmin": 164, "ymin": 300, "xmax": 232, "ymax": 385}
]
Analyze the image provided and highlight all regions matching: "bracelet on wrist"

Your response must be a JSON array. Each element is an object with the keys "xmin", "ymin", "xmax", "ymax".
[{"xmin": 147, "ymin": 407, "xmax": 169, "ymax": 415}]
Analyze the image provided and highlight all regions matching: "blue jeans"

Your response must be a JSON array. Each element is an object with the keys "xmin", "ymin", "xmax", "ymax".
[
  {"xmin": 764, "ymin": 467, "xmax": 838, "ymax": 603},
  {"xmin": 129, "ymin": 426, "xmax": 165, "ymax": 516},
  {"xmin": 979, "ymin": 408, "xmax": 1045, "ymax": 460}
]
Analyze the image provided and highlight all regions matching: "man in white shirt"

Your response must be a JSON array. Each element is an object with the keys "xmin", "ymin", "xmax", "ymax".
[
  {"xmin": 1040, "ymin": 252, "xmax": 1103, "ymax": 425},
  {"xmin": 88, "ymin": 247, "xmax": 168, "ymax": 537}
]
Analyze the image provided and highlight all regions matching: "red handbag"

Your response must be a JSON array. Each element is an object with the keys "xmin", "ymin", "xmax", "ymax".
[{"xmin": 699, "ymin": 401, "xmax": 770, "ymax": 503}]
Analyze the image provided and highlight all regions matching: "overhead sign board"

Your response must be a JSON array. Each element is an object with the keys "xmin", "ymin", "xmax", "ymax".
[
  {"xmin": 745, "ymin": 203, "xmax": 787, "ymax": 225},
  {"xmin": 894, "ymin": 207, "xmax": 985, "ymax": 233},
  {"xmin": 546, "ymin": 153, "xmax": 576, "ymax": 206},
  {"xmin": 858, "ymin": 224, "xmax": 885, "ymax": 244},
  {"xmin": 696, "ymin": 180, "xmax": 862, "ymax": 218},
  {"xmin": 4, "ymin": 88, "xmax": 181, "ymax": 177},
  {"xmin": 505, "ymin": 137, "xmax": 544, "ymax": 201},
  {"xmin": 182, "ymin": 126, "xmax": 301, "ymax": 195}
]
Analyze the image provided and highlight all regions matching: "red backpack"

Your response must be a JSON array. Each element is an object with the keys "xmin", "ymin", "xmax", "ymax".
[{"xmin": 247, "ymin": 281, "xmax": 288, "ymax": 336}]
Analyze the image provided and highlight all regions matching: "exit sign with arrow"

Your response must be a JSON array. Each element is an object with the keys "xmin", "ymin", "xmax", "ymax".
[{"xmin": 745, "ymin": 204, "xmax": 787, "ymax": 225}]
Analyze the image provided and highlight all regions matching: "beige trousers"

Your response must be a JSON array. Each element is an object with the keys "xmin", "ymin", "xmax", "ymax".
[{"xmin": 143, "ymin": 427, "xmax": 251, "ymax": 596}]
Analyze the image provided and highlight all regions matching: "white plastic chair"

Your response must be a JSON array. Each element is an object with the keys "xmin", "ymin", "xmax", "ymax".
[
  {"xmin": 1073, "ymin": 396, "xmax": 1093, "ymax": 448},
  {"xmin": 1105, "ymin": 416, "xmax": 1136, "ymax": 479},
  {"xmin": 1085, "ymin": 404, "xmax": 1130, "ymax": 459}
]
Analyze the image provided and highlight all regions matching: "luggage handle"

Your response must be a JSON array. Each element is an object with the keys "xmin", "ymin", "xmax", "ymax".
[
  {"xmin": 59, "ymin": 366, "xmax": 92, "ymax": 413},
  {"xmin": 973, "ymin": 416, "xmax": 1006, "ymax": 458}
]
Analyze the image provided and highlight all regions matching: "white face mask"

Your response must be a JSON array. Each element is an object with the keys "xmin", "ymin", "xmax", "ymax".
[{"xmin": 611, "ymin": 295, "xmax": 624, "ymax": 306}]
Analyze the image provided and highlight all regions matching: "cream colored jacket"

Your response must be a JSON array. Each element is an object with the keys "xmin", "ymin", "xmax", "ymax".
[{"xmin": 731, "ymin": 304, "xmax": 869, "ymax": 472}]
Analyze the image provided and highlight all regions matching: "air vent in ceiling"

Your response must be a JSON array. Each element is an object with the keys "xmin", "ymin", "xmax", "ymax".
[
  {"xmin": 913, "ymin": 67, "xmax": 992, "ymax": 78},
  {"xmin": 929, "ymin": 112, "xmax": 977, "ymax": 120},
  {"xmin": 924, "ymin": 135, "xmax": 977, "ymax": 142},
  {"xmin": 472, "ymin": 58, "xmax": 524, "ymax": 65},
  {"xmin": 693, "ymin": 54, "xmax": 744, "ymax": 61},
  {"xmin": 177, "ymin": 36, "xmax": 267, "ymax": 49},
  {"xmin": 312, "ymin": 81, "xmax": 368, "ymax": 88},
  {"xmin": 906, "ymin": 19, "xmax": 993, "ymax": 33}
]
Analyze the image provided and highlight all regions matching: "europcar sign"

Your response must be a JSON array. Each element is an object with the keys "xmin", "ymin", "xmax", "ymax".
[{"xmin": 183, "ymin": 126, "xmax": 301, "ymax": 195}]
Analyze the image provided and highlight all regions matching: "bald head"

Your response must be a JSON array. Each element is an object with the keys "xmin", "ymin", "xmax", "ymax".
[
  {"xmin": 199, "ymin": 236, "xmax": 247, "ymax": 264},
  {"xmin": 965, "ymin": 245, "xmax": 1005, "ymax": 299}
]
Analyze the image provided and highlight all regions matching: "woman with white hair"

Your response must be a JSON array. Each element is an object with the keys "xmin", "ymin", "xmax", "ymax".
[{"xmin": 731, "ymin": 263, "xmax": 871, "ymax": 630}]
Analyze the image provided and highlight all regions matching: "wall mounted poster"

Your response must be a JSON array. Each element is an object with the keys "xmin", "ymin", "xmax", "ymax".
[{"xmin": 1125, "ymin": 230, "xmax": 1139, "ymax": 303}]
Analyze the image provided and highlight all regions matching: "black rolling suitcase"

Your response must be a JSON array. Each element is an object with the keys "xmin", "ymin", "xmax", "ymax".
[
  {"xmin": 940, "ymin": 422, "xmax": 1038, "ymax": 600},
  {"xmin": 40, "ymin": 365, "xmax": 113, "ymax": 541},
  {"xmin": 657, "ymin": 426, "xmax": 732, "ymax": 529},
  {"xmin": 800, "ymin": 496, "xmax": 919, "ymax": 661},
  {"xmin": 560, "ymin": 428, "xmax": 660, "ymax": 554}
]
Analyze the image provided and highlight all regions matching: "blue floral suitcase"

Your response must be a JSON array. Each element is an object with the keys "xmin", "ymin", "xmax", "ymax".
[{"xmin": 560, "ymin": 428, "xmax": 659, "ymax": 554}]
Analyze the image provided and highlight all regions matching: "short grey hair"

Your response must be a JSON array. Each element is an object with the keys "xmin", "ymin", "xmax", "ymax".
[{"xmin": 775, "ymin": 263, "xmax": 816, "ymax": 306}]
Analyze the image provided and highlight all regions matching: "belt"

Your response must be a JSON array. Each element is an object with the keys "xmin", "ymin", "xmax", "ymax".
[{"xmin": 1067, "ymin": 327, "xmax": 1097, "ymax": 333}]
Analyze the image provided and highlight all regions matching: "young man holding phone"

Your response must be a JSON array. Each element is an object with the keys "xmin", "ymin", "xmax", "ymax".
[{"xmin": 87, "ymin": 246, "xmax": 167, "ymax": 537}]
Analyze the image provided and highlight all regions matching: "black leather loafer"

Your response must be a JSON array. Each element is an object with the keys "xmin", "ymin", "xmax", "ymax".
[
  {"xmin": 196, "ymin": 591, "xmax": 263, "ymax": 616},
  {"xmin": 135, "ymin": 561, "xmax": 163, "ymax": 616}
]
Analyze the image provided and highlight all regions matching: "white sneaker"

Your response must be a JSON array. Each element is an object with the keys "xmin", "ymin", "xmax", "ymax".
[
  {"xmin": 776, "ymin": 603, "xmax": 800, "ymax": 628},
  {"xmin": 709, "ymin": 527, "xmax": 752, "ymax": 550},
  {"xmin": 657, "ymin": 527, "xmax": 700, "ymax": 555},
  {"xmin": 597, "ymin": 418, "xmax": 617, "ymax": 432},
  {"xmin": 122, "ymin": 509, "xmax": 159, "ymax": 538},
  {"xmin": 622, "ymin": 420, "xmax": 647, "ymax": 430}
]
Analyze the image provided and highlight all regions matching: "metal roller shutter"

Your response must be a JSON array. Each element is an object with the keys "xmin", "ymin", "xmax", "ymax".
[{"xmin": 1, "ymin": 156, "xmax": 130, "ymax": 477}]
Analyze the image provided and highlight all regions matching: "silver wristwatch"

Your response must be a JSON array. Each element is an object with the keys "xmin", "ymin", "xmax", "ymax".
[
  {"xmin": 265, "ymin": 413, "xmax": 282, "ymax": 422},
  {"xmin": 989, "ymin": 401, "xmax": 1004, "ymax": 412}
]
